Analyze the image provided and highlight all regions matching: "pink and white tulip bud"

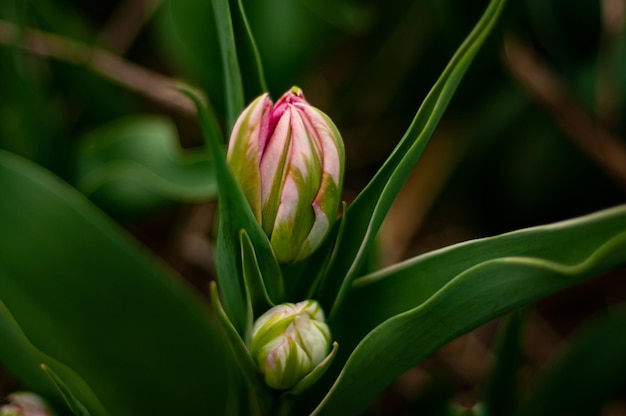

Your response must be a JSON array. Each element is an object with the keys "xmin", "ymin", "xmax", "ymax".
[
  {"xmin": 0, "ymin": 392, "xmax": 55, "ymax": 416},
  {"xmin": 227, "ymin": 87, "xmax": 344, "ymax": 263},
  {"xmin": 249, "ymin": 300, "xmax": 331, "ymax": 390}
]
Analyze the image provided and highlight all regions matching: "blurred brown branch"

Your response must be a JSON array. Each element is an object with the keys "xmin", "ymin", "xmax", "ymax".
[
  {"xmin": 98, "ymin": 0, "xmax": 162, "ymax": 55},
  {"xmin": 598, "ymin": 0, "xmax": 625, "ymax": 125},
  {"xmin": 0, "ymin": 19, "xmax": 199, "ymax": 116},
  {"xmin": 503, "ymin": 36, "xmax": 626, "ymax": 193},
  {"xmin": 379, "ymin": 127, "xmax": 466, "ymax": 265}
]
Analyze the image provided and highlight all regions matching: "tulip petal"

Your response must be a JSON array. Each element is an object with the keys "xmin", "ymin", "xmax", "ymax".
[
  {"xmin": 249, "ymin": 300, "xmax": 331, "ymax": 390},
  {"xmin": 294, "ymin": 107, "xmax": 345, "ymax": 261},
  {"xmin": 228, "ymin": 87, "xmax": 345, "ymax": 263},
  {"xmin": 226, "ymin": 93, "xmax": 272, "ymax": 222},
  {"xmin": 260, "ymin": 107, "xmax": 293, "ymax": 236},
  {"xmin": 269, "ymin": 108, "xmax": 324, "ymax": 262},
  {"xmin": 297, "ymin": 104, "xmax": 343, "ymax": 186}
]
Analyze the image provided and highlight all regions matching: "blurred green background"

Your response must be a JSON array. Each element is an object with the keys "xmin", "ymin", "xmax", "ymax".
[{"xmin": 1, "ymin": 0, "xmax": 625, "ymax": 413}]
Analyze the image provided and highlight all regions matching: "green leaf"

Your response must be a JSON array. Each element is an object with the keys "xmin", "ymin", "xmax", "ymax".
[
  {"xmin": 315, "ymin": 205, "xmax": 626, "ymax": 415},
  {"xmin": 185, "ymin": 90, "xmax": 284, "ymax": 336},
  {"xmin": 75, "ymin": 115, "xmax": 218, "ymax": 219},
  {"xmin": 483, "ymin": 311, "xmax": 525, "ymax": 416},
  {"xmin": 153, "ymin": 0, "xmax": 225, "ymax": 115},
  {"xmin": 41, "ymin": 364, "xmax": 92, "ymax": 416},
  {"xmin": 0, "ymin": 149, "xmax": 233, "ymax": 415},
  {"xmin": 0, "ymin": 46, "xmax": 63, "ymax": 175},
  {"xmin": 233, "ymin": 0, "xmax": 268, "ymax": 94},
  {"xmin": 518, "ymin": 303, "xmax": 626, "ymax": 416},
  {"xmin": 316, "ymin": 0, "xmax": 508, "ymax": 319},
  {"xmin": 338, "ymin": 206, "xmax": 626, "ymax": 344},
  {"xmin": 241, "ymin": 230, "xmax": 275, "ymax": 318},
  {"xmin": 0, "ymin": 301, "xmax": 107, "ymax": 415},
  {"xmin": 318, "ymin": 206, "xmax": 626, "ymax": 414},
  {"xmin": 209, "ymin": 282, "xmax": 274, "ymax": 414},
  {"xmin": 211, "ymin": 0, "xmax": 245, "ymax": 131}
]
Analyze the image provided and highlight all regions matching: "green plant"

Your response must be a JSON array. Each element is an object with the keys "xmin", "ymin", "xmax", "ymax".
[{"xmin": 1, "ymin": 0, "xmax": 625, "ymax": 414}]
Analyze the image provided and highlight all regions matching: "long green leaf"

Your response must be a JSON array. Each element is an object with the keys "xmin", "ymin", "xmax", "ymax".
[
  {"xmin": 41, "ymin": 364, "xmax": 92, "ymax": 416},
  {"xmin": 185, "ymin": 90, "xmax": 284, "ymax": 335},
  {"xmin": 338, "ymin": 205, "xmax": 626, "ymax": 343},
  {"xmin": 234, "ymin": 0, "xmax": 268, "ymax": 94},
  {"xmin": 483, "ymin": 311, "xmax": 525, "ymax": 416},
  {"xmin": 0, "ymin": 301, "xmax": 107, "ymax": 415},
  {"xmin": 314, "ymin": 205, "xmax": 626, "ymax": 415},
  {"xmin": 211, "ymin": 0, "xmax": 245, "ymax": 131},
  {"xmin": 317, "ymin": 0, "xmax": 508, "ymax": 319},
  {"xmin": 0, "ymin": 149, "xmax": 232, "ymax": 415},
  {"xmin": 241, "ymin": 230, "xmax": 275, "ymax": 318},
  {"xmin": 209, "ymin": 282, "xmax": 274, "ymax": 414},
  {"xmin": 518, "ymin": 303, "xmax": 626, "ymax": 416}
]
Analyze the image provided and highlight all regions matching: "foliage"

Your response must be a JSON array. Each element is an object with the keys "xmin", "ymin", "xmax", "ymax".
[{"xmin": 0, "ymin": 0, "xmax": 625, "ymax": 414}]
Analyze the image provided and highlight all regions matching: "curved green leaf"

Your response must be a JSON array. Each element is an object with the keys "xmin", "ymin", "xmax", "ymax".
[
  {"xmin": 75, "ymin": 115, "xmax": 217, "ymax": 219},
  {"xmin": 41, "ymin": 364, "xmax": 92, "ymax": 416},
  {"xmin": 234, "ymin": 0, "xmax": 268, "ymax": 94},
  {"xmin": 209, "ymin": 282, "xmax": 274, "ymax": 414},
  {"xmin": 340, "ymin": 205, "xmax": 626, "ymax": 343},
  {"xmin": 209, "ymin": 283, "xmax": 258, "ymax": 386},
  {"xmin": 518, "ymin": 303, "xmax": 626, "ymax": 416},
  {"xmin": 0, "ymin": 149, "xmax": 232, "ymax": 415},
  {"xmin": 241, "ymin": 230, "xmax": 275, "ymax": 318},
  {"xmin": 0, "ymin": 301, "xmax": 107, "ymax": 415},
  {"xmin": 317, "ymin": 0, "xmax": 508, "ymax": 319},
  {"xmin": 317, "ymin": 205, "xmax": 626, "ymax": 415}
]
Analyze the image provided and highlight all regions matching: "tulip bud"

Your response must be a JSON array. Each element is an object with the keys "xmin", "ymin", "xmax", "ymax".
[
  {"xmin": 0, "ymin": 392, "xmax": 55, "ymax": 416},
  {"xmin": 227, "ymin": 87, "xmax": 344, "ymax": 263},
  {"xmin": 249, "ymin": 300, "xmax": 331, "ymax": 390}
]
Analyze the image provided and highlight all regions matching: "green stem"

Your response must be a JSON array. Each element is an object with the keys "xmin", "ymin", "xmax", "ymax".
[
  {"xmin": 236, "ymin": 0, "xmax": 268, "ymax": 93},
  {"xmin": 211, "ymin": 0, "xmax": 245, "ymax": 133}
]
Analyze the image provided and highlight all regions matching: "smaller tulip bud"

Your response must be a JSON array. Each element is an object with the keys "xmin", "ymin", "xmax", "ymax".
[
  {"xmin": 227, "ymin": 87, "xmax": 344, "ymax": 263},
  {"xmin": 249, "ymin": 300, "xmax": 331, "ymax": 390},
  {"xmin": 0, "ymin": 392, "xmax": 55, "ymax": 416}
]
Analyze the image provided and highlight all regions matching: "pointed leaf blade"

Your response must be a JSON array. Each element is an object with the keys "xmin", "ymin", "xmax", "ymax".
[
  {"xmin": 483, "ymin": 311, "xmax": 525, "ymax": 416},
  {"xmin": 184, "ymin": 90, "xmax": 284, "ymax": 335},
  {"xmin": 234, "ymin": 0, "xmax": 268, "ymax": 95},
  {"xmin": 41, "ymin": 364, "xmax": 92, "ymax": 416},
  {"xmin": 211, "ymin": 0, "xmax": 244, "ymax": 131},
  {"xmin": 241, "ymin": 230, "xmax": 275, "ymax": 317},
  {"xmin": 0, "ymin": 149, "xmax": 232, "ymax": 415},
  {"xmin": 317, "ymin": 0, "xmax": 508, "ymax": 319},
  {"xmin": 0, "ymin": 301, "xmax": 108, "ymax": 416},
  {"xmin": 315, "ymin": 206, "xmax": 626, "ymax": 415}
]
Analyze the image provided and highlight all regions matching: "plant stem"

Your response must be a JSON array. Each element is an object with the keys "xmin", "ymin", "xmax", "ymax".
[{"xmin": 0, "ymin": 19, "xmax": 201, "ymax": 116}]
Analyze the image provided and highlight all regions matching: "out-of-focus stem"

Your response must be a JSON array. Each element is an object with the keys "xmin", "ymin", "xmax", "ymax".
[
  {"xmin": 97, "ymin": 0, "xmax": 163, "ymax": 55},
  {"xmin": 504, "ymin": 36, "xmax": 626, "ymax": 193},
  {"xmin": 0, "ymin": 20, "xmax": 200, "ymax": 116},
  {"xmin": 597, "ymin": 0, "xmax": 625, "ymax": 126}
]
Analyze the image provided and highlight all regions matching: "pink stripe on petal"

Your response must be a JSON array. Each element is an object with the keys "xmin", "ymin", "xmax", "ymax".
[
  {"xmin": 260, "ymin": 107, "xmax": 292, "ymax": 206},
  {"xmin": 227, "ymin": 93, "xmax": 271, "ymax": 159},
  {"xmin": 288, "ymin": 109, "xmax": 319, "ymax": 179}
]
